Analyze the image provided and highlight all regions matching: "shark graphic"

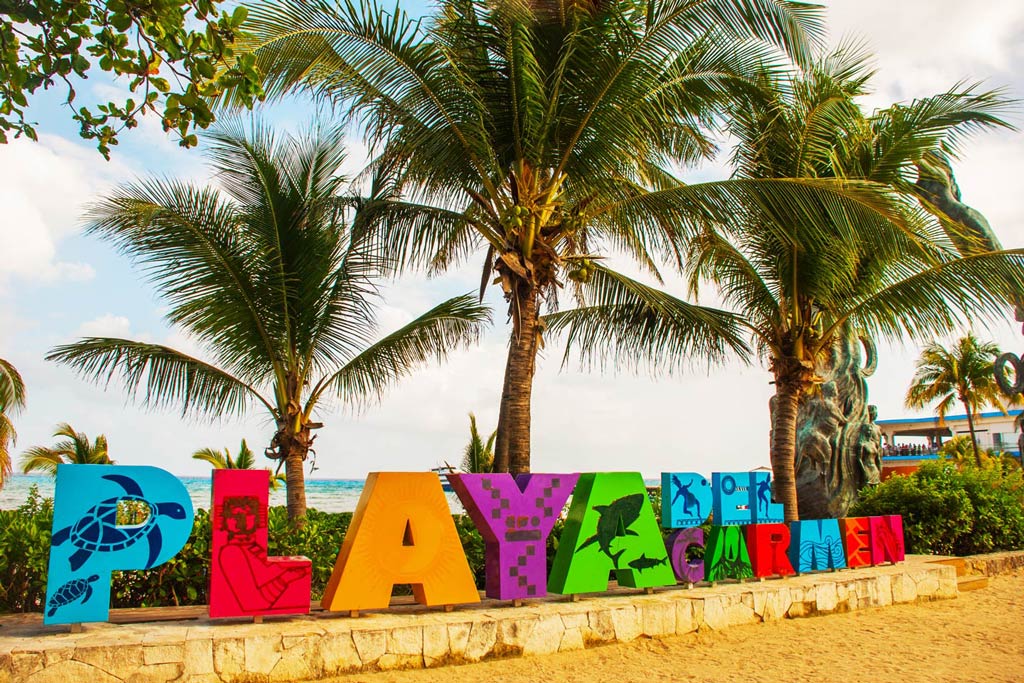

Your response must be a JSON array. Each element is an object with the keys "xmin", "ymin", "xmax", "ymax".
[
  {"xmin": 575, "ymin": 493, "xmax": 644, "ymax": 568},
  {"xmin": 628, "ymin": 553, "xmax": 668, "ymax": 573}
]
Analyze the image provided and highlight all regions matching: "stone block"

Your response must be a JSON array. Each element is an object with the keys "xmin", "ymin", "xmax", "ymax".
[
  {"xmin": 376, "ymin": 654, "xmax": 423, "ymax": 671},
  {"xmin": 422, "ymin": 624, "xmax": 449, "ymax": 661},
  {"xmin": 387, "ymin": 626, "xmax": 423, "ymax": 656},
  {"xmin": 183, "ymin": 639, "xmax": 214, "ymax": 675},
  {"xmin": 891, "ymin": 573, "xmax": 917, "ymax": 604},
  {"xmin": 212, "ymin": 638, "xmax": 244, "ymax": 677},
  {"xmin": 319, "ymin": 633, "xmax": 361, "ymax": 675},
  {"xmin": 25, "ymin": 659, "xmax": 121, "ymax": 683},
  {"xmin": 126, "ymin": 662, "xmax": 183, "ymax": 683},
  {"xmin": 609, "ymin": 607, "xmax": 641, "ymax": 643},
  {"xmin": 447, "ymin": 622, "xmax": 472, "ymax": 658},
  {"xmin": 674, "ymin": 600, "xmax": 698, "ymax": 634},
  {"xmin": 559, "ymin": 628, "xmax": 584, "ymax": 653},
  {"xmin": 522, "ymin": 615, "xmax": 564, "ymax": 657},
  {"xmin": 559, "ymin": 613, "xmax": 588, "ymax": 630},
  {"xmin": 640, "ymin": 603, "xmax": 674, "ymax": 637},
  {"xmin": 463, "ymin": 621, "xmax": 497, "ymax": 662},
  {"xmin": 243, "ymin": 635, "xmax": 283, "ymax": 675},
  {"xmin": 352, "ymin": 629, "xmax": 386, "ymax": 666},
  {"xmin": 815, "ymin": 583, "xmax": 839, "ymax": 613},
  {"xmin": 495, "ymin": 617, "xmax": 535, "ymax": 655},
  {"xmin": 9, "ymin": 652, "xmax": 43, "ymax": 680},
  {"xmin": 144, "ymin": 644, "xmax": 185, "ymax": 666},
  {"xmin": 74, "ymin": 644, "xmax": 145, "ymax": 679},
  {"xmin": 584, "ymin": 610, "xmax": 615, "ymax": 644},
  {"xmin": 270, "ymin": 637, "xmax": 319, "ymax": 682}
]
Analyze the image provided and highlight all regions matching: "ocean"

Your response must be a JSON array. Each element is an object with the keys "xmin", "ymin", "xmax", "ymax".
[{"xmin": 0, "ymin": 474, "xmax": 466, "ymax": 514}]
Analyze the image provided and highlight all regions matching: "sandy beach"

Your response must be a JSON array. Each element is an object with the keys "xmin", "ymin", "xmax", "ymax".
[{"xmin": 331, "ymin": 571, "xmax": 1024, "ymax": 683}]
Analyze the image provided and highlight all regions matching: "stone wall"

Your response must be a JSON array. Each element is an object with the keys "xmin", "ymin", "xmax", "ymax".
[
  {"xmin": 961, "ymin": 550, "xmax": 1024, "ymax": 577},
  {"xmin": 0, "ymin": 559, "xmax": 957, "ymax": 683}
]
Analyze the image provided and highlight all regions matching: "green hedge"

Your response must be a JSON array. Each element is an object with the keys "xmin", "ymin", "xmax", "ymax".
[
  {"xmin": 0, "ymin": 487, "xmax": 515, "ymax": 613},
  {"xmin": 850, "ymin": 462, "xmax": 1024, "ymax": 556}
]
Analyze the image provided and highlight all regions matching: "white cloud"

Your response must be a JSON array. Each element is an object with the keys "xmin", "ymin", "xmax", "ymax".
[
  {"xmin": 0, "ymin": 135, "xmax": 130, "ymax": 285},
  {"xmin": 75, "ymin": 314, "xmax": 133, "ymax": 338}
]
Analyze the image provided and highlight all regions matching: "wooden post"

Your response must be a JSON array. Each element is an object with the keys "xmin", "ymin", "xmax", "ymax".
[
  {"xmin": 569, "ymin": 594, "xmax": 580, "ymax": 603},
  {"xmin": 349, "ymin": 610, "xmax": 359, "ymax": 618},
  {"xmin": 252, "ymin": 616, "xmax": 263, "ymax": 625},
  {"xmin": 512, "ymin": 599, "xmax": 524, "ymax": 608},
  {"xmin": 69, "ymin": 624, "xmax": 83, "ymax": 634},
  {"xmin": 644, "ymin": 587, "xmax": 655, "ymax": 595},
  {"xmin": 443, "ymin": 605, "xmax": 455, "ymax": 613}
]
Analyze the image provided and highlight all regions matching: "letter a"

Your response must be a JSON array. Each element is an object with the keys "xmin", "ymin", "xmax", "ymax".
[
  {"xmin": 209, "ymin": 469, "xmax": 312, "ymax": 618},
  {"xmin": 321, "ymin": 472, "xmax": 480, "ymax": 611},
  {"xmin": 549, "ymin": 472, "xmax": 675, "ymax": 594}
]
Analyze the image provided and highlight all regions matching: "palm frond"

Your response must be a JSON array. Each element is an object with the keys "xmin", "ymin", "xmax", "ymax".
[
  {"xmin": 46, "ymin": 338, "xmax": 272, "ymax": 419},
  {"xmin": 0, "ymin": 358, "xmax": 25, "ymax": 414},
  {"xmin": 543, "ymin": 265, "xmax": 750, "ymax": 374},
  {"xmin": 309, "ymin": 294, "xmax": 491, "ymax": 410}
]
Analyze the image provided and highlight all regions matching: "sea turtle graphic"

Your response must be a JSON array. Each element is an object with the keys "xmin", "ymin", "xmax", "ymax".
[
  {"xmin": 47, "ymin": 574, "xmax": 100, "ymax": 617},
  {"xmin": 51, "ymin": 474, "xmax": 188, "ymax": 571}
]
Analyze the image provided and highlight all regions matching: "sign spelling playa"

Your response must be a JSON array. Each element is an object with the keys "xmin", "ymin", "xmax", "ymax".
[{"xmin": 41, "ymin": 465, "xmax": 905, "ymax": 624}]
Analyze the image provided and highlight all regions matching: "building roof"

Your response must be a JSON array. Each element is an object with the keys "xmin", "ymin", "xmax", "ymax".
[{"xmin": 876, "ymin": 408, "xmax": 1023, "ymax": 427}]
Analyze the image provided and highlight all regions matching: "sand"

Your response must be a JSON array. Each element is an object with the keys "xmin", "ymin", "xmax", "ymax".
[{"xmin": 328, "ymin": 572, "xmax": 1024, "ymax": 683}]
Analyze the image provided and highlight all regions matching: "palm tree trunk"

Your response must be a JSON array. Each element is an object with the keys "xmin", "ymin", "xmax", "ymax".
[
  {"xmin": 284, "ymin": 444, "xmax": 307, "ymax": 521},
  {"xmin": 771, "ymin": 386, "xmax": 801, "ymax": 522},
  {"xmin": 495, "ymin": 286, "xmax": 540, "ymax": 475},
  {"xmin": 962, "ymin": 398, "xmax": 982, "ymax": 468}
]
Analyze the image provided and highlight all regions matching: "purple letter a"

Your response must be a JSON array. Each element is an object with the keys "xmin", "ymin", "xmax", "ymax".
[{"xmin": 449, "ymin": 473, "xmax": 578, "ymax": 601}]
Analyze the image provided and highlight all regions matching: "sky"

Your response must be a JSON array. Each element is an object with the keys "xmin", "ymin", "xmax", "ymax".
[{"xmin": 1, "ymin": 0, "xmax": 1023, "ymax": 481}]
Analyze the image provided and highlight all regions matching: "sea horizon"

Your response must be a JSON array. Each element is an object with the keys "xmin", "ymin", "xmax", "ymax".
[{"xmin": 1, "ymin": 472, "xmax": 664, "ymax": 515}]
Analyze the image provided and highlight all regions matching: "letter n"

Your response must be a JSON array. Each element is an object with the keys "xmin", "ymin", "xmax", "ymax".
[{"xmin": 869, "ymin": 515, "xmax": 905, "ymax": 565}]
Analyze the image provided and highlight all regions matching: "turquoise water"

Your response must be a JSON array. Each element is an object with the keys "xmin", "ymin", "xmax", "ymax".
[{"xmin": 1, "ymin": 474, "xmax": 465, "ymax": 513}]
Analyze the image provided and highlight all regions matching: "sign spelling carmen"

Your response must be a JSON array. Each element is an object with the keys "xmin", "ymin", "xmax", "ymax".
[{"xmin": 42, "ymin": 466, "xmax": 904, "ymax": 624}]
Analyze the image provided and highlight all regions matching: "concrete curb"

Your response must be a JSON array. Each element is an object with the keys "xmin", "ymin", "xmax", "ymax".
[{"xmin": 0, "ymin": 557, "xmax": 957, "ymax": 682}]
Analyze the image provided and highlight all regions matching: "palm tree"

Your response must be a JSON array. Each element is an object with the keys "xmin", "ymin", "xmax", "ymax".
[
  {"xmin": 906, "ymin": 335, "xmax": 1008, "ymax": 468},
  {"xmin": 193, "ymin": 439, "xmax": 287, "ymax": 490},
  {"xmin": 0, "ymin": 358, "xmax": 26, "ymax": 488},
  {"xmin": 546, "ymin": 47, "xmax": 1024, "ymax": 520},
  {"xmin": 461, "ymin": 413, "xmax": 495, "ymax": 474},
  {"xmin": 21, "ymin": 423, "xmax": 114, "ymax": 475},
  {"xmin": 47, "ymin": 121, "xmax": 491, "ymax": 521},
  {"xmin": 224, "ymin": 0, "xmax": 921, "ymax": 475}
]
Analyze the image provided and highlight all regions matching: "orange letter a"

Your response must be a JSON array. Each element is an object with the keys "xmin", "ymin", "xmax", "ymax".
[{"xmin": 321, "ymin": 472, "xmax": 480, "ymax": 611}]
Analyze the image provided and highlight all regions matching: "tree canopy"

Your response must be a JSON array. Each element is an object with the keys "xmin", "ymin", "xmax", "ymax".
[{"xmin": 1, "ymin": 0, "xmax": 262, "ymax": 156}]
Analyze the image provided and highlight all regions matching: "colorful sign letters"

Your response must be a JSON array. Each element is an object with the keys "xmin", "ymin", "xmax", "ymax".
[
  {"xmin": 209, "ymin": 470, "xmax": 312, "ymax": 619},
  {"xmin": 43, "ymin": 465, "xmax": 907, "ymax": 625},
  {"xmin": 320, "ymin": 472, "xmax": 480, "ymax": 612},
  {"xmin": 449, "ymin": 473, "xmax": 578, "ymax": 600},
  {"xmin": 549, "ymin": 472, "xmax": 675, "ymax": 593},
  {"xmin": 44, "ymin": 465, "xmax": 194, "ymax": 625}
]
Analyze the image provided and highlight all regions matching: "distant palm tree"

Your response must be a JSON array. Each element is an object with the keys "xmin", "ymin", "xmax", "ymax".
[
  {"xmin": 0, "ymin": 358, "xmax": 26, "ymax": 488},
  {"xmin": 906, "ymin": 334, "xmax": 1008, "ymax": 468},
  {"xmin": 21, "ymin": 423, "xmax": 114, "ymax": 476},
  {"xmin": 193, "ymin": 439, "xmax": 287, "ymax": 490},
  {"xmin": 47, "ymin": 121, "xmax": 490, "ymax": 521},
  {"xmin": 461, "ymin": 414, "xmax": 495, "ymax": 474}
]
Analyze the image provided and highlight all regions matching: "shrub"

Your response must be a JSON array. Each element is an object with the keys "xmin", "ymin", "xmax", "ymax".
[{"xmin": 851, "ymin": 462, "xmax": 1024, "ymax": 556}]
